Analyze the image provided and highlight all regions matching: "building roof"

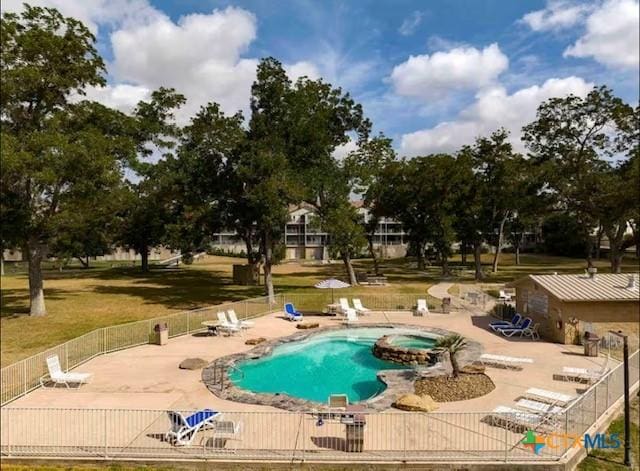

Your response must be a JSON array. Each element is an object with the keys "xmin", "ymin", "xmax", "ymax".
[{"xmin": 516, "ymin": 273, "xmax": 640, "ymax": 302}]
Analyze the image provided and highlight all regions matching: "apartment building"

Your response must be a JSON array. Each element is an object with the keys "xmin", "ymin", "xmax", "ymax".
[{"xmin": 211, "ymin": 202, "xmax": 407, "ymax": 261}]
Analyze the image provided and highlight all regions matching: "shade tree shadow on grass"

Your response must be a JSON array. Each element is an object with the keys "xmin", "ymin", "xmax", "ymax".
[{"xmin": 0, "ymin": 288, "xmax": 68, "ymax": 318}]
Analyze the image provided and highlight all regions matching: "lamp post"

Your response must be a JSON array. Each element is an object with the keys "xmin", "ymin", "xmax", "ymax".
[{"xmin": 609, "ymin": 330, "xmax": 631, "ymax": 467}]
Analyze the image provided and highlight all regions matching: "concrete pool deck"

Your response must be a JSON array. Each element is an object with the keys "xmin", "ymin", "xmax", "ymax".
[{"xmin": 6, "ymin": 305, "xmax": 610, "ymax": 413}]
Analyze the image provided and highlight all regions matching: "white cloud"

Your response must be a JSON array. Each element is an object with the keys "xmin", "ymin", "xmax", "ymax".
[
  {"xmin": 390, "ymin": 44, "xmax": 509, "ymax": 100},
  {"xmin": 332, "ymin": 139, "xmax": 358, "ymax": 160},
  {"xmin": 521, "ymin": 0, "xmax": 590, "ymax": 31},
  {"xmin": 77, "ymin": 84, "xmax": 151, "ymax": 113},
  {"xmin": 564, "ymin": 0, "xmax": 639, "ymax": 69},
  {"xmin": 1, "ymin": 0, "xmax": 161, "ymax": 35},
  {"xmin": 398, "ymin": 11, "xmax": 424, "ymax": 36},
  {"xmin": 400, "ymin": 76, "xmax": 593, "ymax": 156},
  {"xmin": 285, "ymin": 61, "xmax": 321, "ymax": 82}
]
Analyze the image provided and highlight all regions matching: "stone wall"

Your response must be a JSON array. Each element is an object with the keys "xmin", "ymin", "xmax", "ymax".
[{"xmin": 372, "ymin": 335, "xmax": 437, "ymax": 365}]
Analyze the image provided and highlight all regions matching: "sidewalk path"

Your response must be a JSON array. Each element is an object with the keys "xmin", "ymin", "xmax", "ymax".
[{"xmin": 427, "ymin": 282, "xmax": 454, "ymax": 300}]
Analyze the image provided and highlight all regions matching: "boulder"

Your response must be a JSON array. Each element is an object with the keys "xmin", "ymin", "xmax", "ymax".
[
  {"xmin": 392, "ymin": 393, "xmax": 439, "ymax": 412},
  {"xmin": 296, "ymin": 322, "xmax": 320, "ymax": 330},
  {"xmin": 461, "ymin": 362, "xmax": 486, "ymax": 374},
  {"xmin": 245, "ymin": 337, "xmax": 266, "ymax": 345},
  {"xmin": 179, "ymin": 358, "xmax": 208, "ymax": 370}
]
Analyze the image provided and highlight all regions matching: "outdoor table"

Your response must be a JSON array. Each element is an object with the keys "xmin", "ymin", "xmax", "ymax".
[
  {"xmin": 326, "ymin": 303, "xmax": 340, "ymax": 315},
  {"xmin": 201, "ymin": 320, "xmax": 220, "ymax": 336}
]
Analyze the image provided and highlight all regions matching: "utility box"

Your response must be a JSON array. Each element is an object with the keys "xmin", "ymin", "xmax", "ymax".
[
  {"xmin": 233, "ymin": 264, "xmax": 259, "ymax": 285},
  {"xmin": 152, "ymin": 323, "xmax": 168, "ymax": 346},
  {"xmin": 583, "ymin": 332, "xmax": 600, "ymax": 357}
]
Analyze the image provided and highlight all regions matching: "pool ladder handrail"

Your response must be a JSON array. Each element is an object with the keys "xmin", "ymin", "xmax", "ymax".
[{"xmin": 211, "ymin": 360, "xmax": 243, "ymax": 390}]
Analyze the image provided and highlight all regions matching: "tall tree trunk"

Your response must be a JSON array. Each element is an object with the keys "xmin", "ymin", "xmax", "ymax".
[
  {"xmin": 441, "ymin": 254, "xmax": 449, "ymax": 276},
  {"xmin": 0, "ymin": 252, "xmax": 4, "ymax": 276},
  {"xmin": 491, "ymin": 215, "xmax": 508, "ymax": 273},
  {"xmin": 460, "ymin": 242, "xmax": 467, "ymax": 265},
  {"xmin": 606, "ymin": 225, "xmax": 626, "ymax": 274},
  {"xmin": 595, "ymin": 225, "xmax": 603, "ymax": 260},
  {"xmin": 342, "ymin": 252, "xmax": 358, "ymax": 286},
  {"xmin": 416, "ymin": 242, "xmax": 425, "ymax": 270},
  {"xmin": 367, "ymin": 236, "xmax": 380, "ymax": 276},
  {"xmin": 473, "ymin": 241, "xmax": 483, "ymax": 281},
  {"xmin": 26, "ymin": 238, "xmax": 47, "ymax": 316},
  {"xmin": 585, "ymin": 237, "xmax": 594, "ymax": 269},
  {"xmin": 76, "ymin": 255, "xmax": 89, "ymax": 268},
  {"xmin": 515, "ymin": 243, "xmax": 521, "ymax": 265},
  {"xmin": 140, "ymin": 245, "xmax": 149, "ymax": 272},
  {"xmin": 263, "ymin": 232, "xmax": 275, "ymax": 303}
]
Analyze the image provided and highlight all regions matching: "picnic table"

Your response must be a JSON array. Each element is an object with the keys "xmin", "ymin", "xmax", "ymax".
[{"xmin": 201, "ymin": 320, "xmax": 220, "ymax": 336}]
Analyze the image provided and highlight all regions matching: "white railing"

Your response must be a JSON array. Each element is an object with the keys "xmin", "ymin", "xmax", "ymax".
[
  {"xmin": 0, "ymin": 408, "xmax": 567, "ymax": 462},
  {"xmin": 282, "ymin": 292, "xmax": 441, "ymax": 313},
  {"xmin": 0, "ymin": 295, "xmax": 283, "ymax": 405}
]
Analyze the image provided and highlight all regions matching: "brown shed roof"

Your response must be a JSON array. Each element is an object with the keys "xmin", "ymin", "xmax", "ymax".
[{"xmin": 514, "ymin": 273, "xmax": 640, "ymax": 302}]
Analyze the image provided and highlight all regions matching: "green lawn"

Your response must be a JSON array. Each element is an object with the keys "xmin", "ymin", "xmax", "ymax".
[
  {"xmin": 578, "ymin": 397, "xmax": 640, "ymax": 470},
  {"xmin": 1, "ymin": 252, "xmax": 637, "ymax": 366}
]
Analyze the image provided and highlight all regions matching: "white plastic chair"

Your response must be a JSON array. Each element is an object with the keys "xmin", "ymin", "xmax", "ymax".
[
  {"xmin": 41, "ymin": 355, "xmax": 92, "ymax": 388},
  {"xmin": 338, "ymin": 298, "xmax": 351, "ymax": 316},
  {"xmin": 352, "ymin": 299, "xmax": 370, "ymax": 315},
  {"xmin": 523, "ymin": 388, "xmax": 575, "ymax": 406},
  {"xmin": 226, "ymin": 310, "xmax": 254, "ymax": 329},
  {"xmin": 343, "ymin": 309, "xmax": 358, "ymax": 324},
  {"xmin": 216, "ymin": 312, "xmax": 241, "ymax": 335},
  {"xmin": 414, "ymin": 299, "xmax": 429, "ymax": 316}
]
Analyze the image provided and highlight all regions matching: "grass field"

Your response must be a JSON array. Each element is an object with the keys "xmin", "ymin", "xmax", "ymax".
[
  {"xmin": 578, "ymin": 397, "xmax": 640, "ymax": 470},
  {"xmin": 1, "ymin": 252, "xmax": 638, "ymax": 366}
]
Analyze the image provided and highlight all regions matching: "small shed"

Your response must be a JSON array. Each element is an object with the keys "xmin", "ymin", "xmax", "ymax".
[{"xmin": 510, "ymin": 273, "xmax": 639, "ymax": 344}]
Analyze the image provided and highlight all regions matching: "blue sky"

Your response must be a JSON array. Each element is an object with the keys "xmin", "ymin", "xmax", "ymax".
[{"xmin": 6, "ymin": 0, "xmax": 639, "ymax": 155}]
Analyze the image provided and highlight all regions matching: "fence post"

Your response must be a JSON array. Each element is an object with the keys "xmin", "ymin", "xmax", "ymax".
[
  {"xmin": 65, "ymin": 343, "xmax": 69, "ymax": 371},
  {"xmin": 187, "ymin": 311, "xmax": 190, "ymax": 334},
  {"xmin": 104, "ymin": 409, "xmax": 108, "ymax": 458},
  {"xmin": 504, "ymin": 415, "xmax": 509, "ymax": 462},
  {"xmin": 103, "ymin": 328, "xmax": 107, "ymax": 353},
  {"xmin": 23, "ymin": 361, "xmax": 27, "ymax": 396}
]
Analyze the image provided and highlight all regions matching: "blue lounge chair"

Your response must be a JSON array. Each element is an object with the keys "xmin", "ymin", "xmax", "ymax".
[
  {"xmin": 166, "ymin": 409, "xmax": 221, "ymax": 446},
  {"xmin": 489, "ymin": 313, "xmax": 522, "ymax": 332},
  {"xmin": 285, "ymin": 303, "xmax": 303, "ymax": 321},
  {"xmin": 498, "ymin": 317, "xmax": 533, "ymax": 337}
]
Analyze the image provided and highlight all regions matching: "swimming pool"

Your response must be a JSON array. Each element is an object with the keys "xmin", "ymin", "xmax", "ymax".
[
  {"xmin": 389, "ymin": 335, "xmax": 437, "ymax": 350},
  {"xmin": 229, "ymin": 327, "xmax": 429, "ymax": 403}
]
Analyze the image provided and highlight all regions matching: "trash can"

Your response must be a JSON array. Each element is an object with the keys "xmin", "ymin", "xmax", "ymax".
[
  {"xmin": 442, "ymin": 297, "xmax": 451, "ymax": 314},
  {"xmin": 153, "ymin": 323, "xmax": 168, "ymax": 346},
  {"xmin": 583, "ymin": 332, "xmax": 600, "ymax": 357}
]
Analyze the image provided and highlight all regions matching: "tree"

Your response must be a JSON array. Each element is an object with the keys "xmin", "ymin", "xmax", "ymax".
[
  {"xmin": 117, "ymin": 89, "xmax": 186, "ymax": 271},
  {"xmin": 434, "ymin": 334, "xmax": 467, "ymax": 377},
  {"xmin": 228, "ymin": 58, "xmax": 304, "ymax": 301},
  {"xmin": 522, "ymin": 86, "xmax": 636, "ymax": 269},
  {"xmin": 1, "ymin": 6, "xmax": 118, "ymax": 315},
  {"xmin": 284, "ymin": 76, "xmax": 371, "ymax": 283},
  {"xmin": 324, "ymin": 201, "xmax": 367, "ymax": 285},
  {"xmin": 346, "ymin": 135, "xmax": 396, "ymax": 276}
]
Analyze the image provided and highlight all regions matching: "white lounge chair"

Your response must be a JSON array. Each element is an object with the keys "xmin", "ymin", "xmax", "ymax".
[
  {"xmin": 479, "ymin": 353, "xmax": 533, "ymax": 369},
  {"xmin": 414, "ymin": 299, "xmax": 429, "ymax": 316},
  {"xmin": 216, "ymin": 312, "xmax": 241, "ymax": 335},
  {"xmin": 516, "ymin": 398, "xmax": 565, "ymax": 415},
  {"xmin": 343, "ymin": 309, "xmax": 358, "ymax": 324},
  {"xmin": 487, "ymin": 406, "xmax": 555, "ymax": 432},
  {"xmin": 560, "ymin": 361, "xmax": 609, "ymax": 384},
  {"xmin": 498, "ymin": 290, "xmax": 513, "ymax": 302},
  {"xmin": 338, "ymin": 298, "xmax": 351, "ymax": 316},
  {"xmin": 226, "ymin": 310, "xmax": 254, "ymax": 329},
  {"xmin": 352, "ymin": 299, "xmax": 370, "ymax": 316},
  {"xmin": 166, "ymin": 409, "xmax": 221, "ymax": 446},
  {"xmin": 523, "ymin": 388, "xmax": 576, "ymax": 407},
  {"xmin": 40, "ymin": 355, "xmax": 92, "ymax": 388}
]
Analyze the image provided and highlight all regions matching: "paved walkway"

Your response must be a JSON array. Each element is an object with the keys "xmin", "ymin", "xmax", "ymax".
[{"xmin": 427, "ymin": 282, "xmax": 454, "ymax": 300}]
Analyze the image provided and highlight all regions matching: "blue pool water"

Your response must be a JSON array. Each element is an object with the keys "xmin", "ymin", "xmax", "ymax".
[
  {"xmin": 390, "ymin": 335, "xmax": 437, "ymax": 350},
  {"xmin": 229, "ymin": 328, "xmax": 432, "ymax": 403}
]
